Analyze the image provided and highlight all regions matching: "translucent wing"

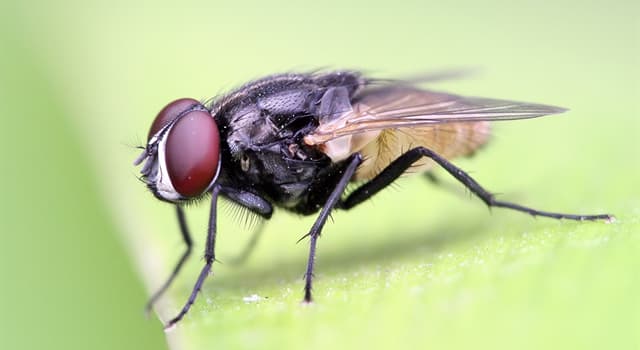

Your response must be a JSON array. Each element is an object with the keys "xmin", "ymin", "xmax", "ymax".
[{"xmin": 304, "ymin": 85, "xmax": 567, "ymax": 145}]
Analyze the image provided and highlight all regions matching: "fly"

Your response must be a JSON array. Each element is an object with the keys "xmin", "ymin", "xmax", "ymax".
[{"xmin": 133, "ymin": 71, "xmax": 613, "ymax": 329}]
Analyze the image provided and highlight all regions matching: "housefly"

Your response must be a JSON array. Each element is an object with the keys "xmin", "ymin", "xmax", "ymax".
[{"xmin": 133, "ymin": 70, "xmax": 613, "ymax": 329}]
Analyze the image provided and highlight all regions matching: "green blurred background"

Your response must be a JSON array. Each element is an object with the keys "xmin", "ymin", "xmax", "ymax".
[{"xmin": 1, "ymin": 0, "xmax": 638, "ymax": 349}]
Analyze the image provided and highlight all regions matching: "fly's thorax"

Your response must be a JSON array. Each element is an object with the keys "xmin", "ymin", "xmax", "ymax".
[
  {"xmin": 209, "ymin": 83, "xmax": 321, "ymax": 209},
  {"xmin": 224, "ymin": 104, "xmax": 277, "ymax": 154},
  {"xmin": 221, "ymin": 137, "xmax": 332, "ymax": 208}
]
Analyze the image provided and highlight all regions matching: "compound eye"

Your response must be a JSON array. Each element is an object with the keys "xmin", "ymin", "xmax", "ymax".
[
  {"xmin": 148, "ymin": 98, "xmax": 201, "ymax": 141},
  {"xmin": 165, "ymin": 110, "xmax": 221, "ymax": 198}
]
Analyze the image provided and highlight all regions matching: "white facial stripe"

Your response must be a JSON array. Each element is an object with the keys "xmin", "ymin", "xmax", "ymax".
[{"xmin": 154, "ymin": 124, "xmax": 182, "ymax": 201}]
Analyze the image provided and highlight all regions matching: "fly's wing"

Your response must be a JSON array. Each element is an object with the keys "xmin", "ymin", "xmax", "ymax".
[{"xmin": 304, "ymin": 85, "xmax": 567, "ymax": 146}]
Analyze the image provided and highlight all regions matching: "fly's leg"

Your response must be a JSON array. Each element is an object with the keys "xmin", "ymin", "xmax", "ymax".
[
  {"xmin": 302, "ymin": 154, "xmax": 363, "ymax": 302},
  {"xmin": 164, "ymin": 185, "xmax": 221, "ymax": 330},
  {"xmin": 145, "ymin": 205, "xmax": 192, "ymax": 315},
  {"xmin": 340, "ymin": 147, "xmax": 613, "ymax": 222},
  {"xmin": 220, "ymin": 186, "xmax": 274, "ymax": 219}
]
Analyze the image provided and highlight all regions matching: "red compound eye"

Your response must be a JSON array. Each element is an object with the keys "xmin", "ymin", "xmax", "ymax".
[
  {"xmin": 148, "ymin": 98, "xmax": 201, "ymax": 141},
  {"xmin": 165, "ymin": 110, "xmax": 220, "ymax": 197}
]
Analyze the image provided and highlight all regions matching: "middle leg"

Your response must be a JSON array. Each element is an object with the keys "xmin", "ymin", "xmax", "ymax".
[{"xmin": 303, "ymin": 153, "xmax": 363, "ymax": 302}]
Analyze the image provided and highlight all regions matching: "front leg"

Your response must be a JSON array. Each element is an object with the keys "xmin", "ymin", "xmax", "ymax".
[
  {"xmin": 220, "ymin": 186, "xmax": 273, "ymax": 219},
  {"xmin": 303, "ymin": 154, "xmax": 363, "ymax": 302},
  {"xmin": 164, "ymin": 185, "xmax": 221, "ymax": 330}
]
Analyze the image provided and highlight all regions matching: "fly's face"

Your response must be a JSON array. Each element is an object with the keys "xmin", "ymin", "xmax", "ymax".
[{"xmin": 134, "ymin": 98, "xmax": 221, "ymax": 202}]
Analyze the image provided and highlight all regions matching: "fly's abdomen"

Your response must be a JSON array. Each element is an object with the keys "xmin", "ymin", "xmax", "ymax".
[{"xmin": 354, "ymin": 122, "xmax": 491, "ymax": 180}]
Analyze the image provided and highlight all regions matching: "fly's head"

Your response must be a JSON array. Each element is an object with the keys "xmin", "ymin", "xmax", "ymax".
[{"xmin": 134, "ymin": 98, "xmax": 221, "ymax": 203}]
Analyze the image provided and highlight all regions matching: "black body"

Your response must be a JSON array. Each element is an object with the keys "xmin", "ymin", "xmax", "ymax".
[{"xmin": 210, "ymin": 71, "xmax": 364, "ymax": 215}]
